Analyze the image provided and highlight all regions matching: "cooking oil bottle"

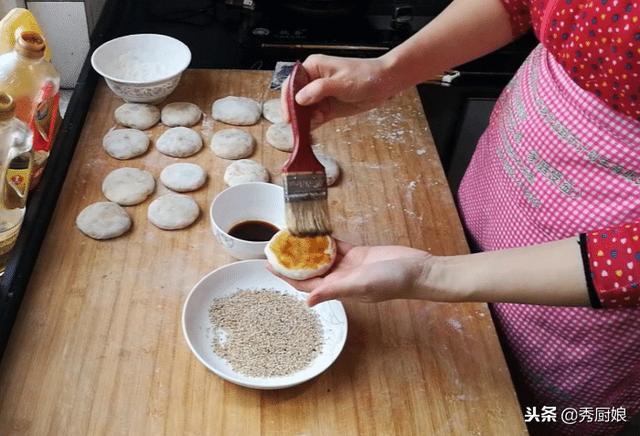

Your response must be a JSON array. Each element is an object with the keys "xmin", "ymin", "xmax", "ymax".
[
  {"xmin": 0, "ymin": 92, "xmax": 33, "ymax": 274},
  {"xmin": 0, "ymin": 30, "xmax": 60, "ymax": 189},
  {"xmin": 0, "ymin": 8, "xmax": 52, "ymax": 60}
]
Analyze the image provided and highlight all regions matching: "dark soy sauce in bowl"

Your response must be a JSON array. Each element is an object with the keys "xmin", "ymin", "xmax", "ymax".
[{"xmin": 228, "ymin": 220, "xmax": 279, "ymax": 242}]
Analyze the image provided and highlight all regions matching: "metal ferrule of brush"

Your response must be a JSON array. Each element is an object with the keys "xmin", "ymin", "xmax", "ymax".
[{"xmin": 283, "ymin": 172, "xmax": 328, "ymax": 202}]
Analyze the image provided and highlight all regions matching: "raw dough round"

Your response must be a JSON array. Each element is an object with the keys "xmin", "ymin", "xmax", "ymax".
[
  {"xmin": 262, "ymin": 99, "xmax": 285, "ymax": 124},
  {"xmin": 161, "ymin": 102, "xmax": 202, "ymax": 127},
  {"xmin": 114, "ymin": 103, "xmax": 160, "ymax": 130},
  {"xmin": 155, "ymin": 127, "xmax": 203, "ymax": 157},
  {"xmin": 314, "ymin": 152, "xmax": 340, "ymax": 186},
  {"xmin": 223, "ymin": 159, "xmax": 269, "ymax": 186},
  {"xmin": 148, "ymin": 193, "xmax": 200, "ymax": 230},
  {"xmin": 102, "ymin": 167, "xmax": 155, "ymax": 206},
  {"xmin": 266, "ymin": 122, "xmax": 293, "ymax": 152},
  {"xmin": 102, "ymin": 128, "xmax": 149, "ymax": 160},
  {"xmin": 76, "ymin": 201, "xmax": 132, "ymax": 240},
  {"xmin": 265, "ymin": 230, "xmax": 337, "ymax": 280},
  {"xmin": 211, "ymin": 96, "xmax": 261, "ymax": 125},
  {"xmin": 160, "ymin": 163, "xmax": 206, "ymax": 192},
  {"xmin": 210, "ymin": 128, "xmax": 255, "ymax": 159}
]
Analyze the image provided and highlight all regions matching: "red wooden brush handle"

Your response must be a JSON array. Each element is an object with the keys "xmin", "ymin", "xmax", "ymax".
[{"xmin": 282, "ymin": 62, "xmax": 325, "ymax": 173}]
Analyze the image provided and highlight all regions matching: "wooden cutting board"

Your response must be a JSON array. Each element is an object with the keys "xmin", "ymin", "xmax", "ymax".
[{"xmin": 0, "ymin": 70, "xmax": 526, "ymax": 435}]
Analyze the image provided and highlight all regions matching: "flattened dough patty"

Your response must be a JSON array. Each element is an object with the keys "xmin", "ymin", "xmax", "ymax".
[
  {"xmin": 155, "ymin": 127, "xmax": 203, "ymax": 157},
  {"xmin": 76, "ymin": 202, "xmax": 132, "ymax": 240},
  {"xmin": 114, "ymin": 103, "xmax": 160, "ymax": 130},
  {"xmin": 160, "ymin": 163, "xmax": 206, "ymax": 192},
  {"xmin": 266, "ymin": 122, "xmax": 293, "ymax": 152},
  {"xmin": 262, "ymin": 99, "xmax": 285, "ymax": 124},
  {"xmin": 147, "ymin": 193, "xmax": 200, "ymax": 230},
  {"xmin": 102, "ymin": 167, "xmax": 155, "ymax": 206},
  {"xmin": 314, "ymin": 152, "xmax": 341, "ymax": 186},
  {"xmin": 210, "ymin": 128, "xmax": 255, "ymax": 159},
  {"xmin": 211, "ymin": 96, "xmax": 261, "ymax": 125},
  {"xmin": 102, "ymin": 128, "xmax": 149, "ymax": 160},
  {"xmin": 223, "ymin": 159, "xmax": 269, "ymax": 186},
  {"xmin": 161, "ymin": 102, "xmax": 202, "ymax": 127},
  {"xmin": 265, "ymin": 230, "xmax": 337, "ymax": 280}
]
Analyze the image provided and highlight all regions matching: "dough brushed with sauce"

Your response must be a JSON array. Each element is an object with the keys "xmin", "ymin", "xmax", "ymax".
[{"xmin": 265, "ymin": 229, "xmax": 337, "ymax": 280}]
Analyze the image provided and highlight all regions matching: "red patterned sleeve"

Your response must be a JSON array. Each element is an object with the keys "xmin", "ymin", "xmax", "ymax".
[
  {"xmin": 499, "ymin": 0, "xmax": 532, "ymax": 37},
  {"xmin": 581, "ymin": 223, "xmax": 640, "ymax": 309}
]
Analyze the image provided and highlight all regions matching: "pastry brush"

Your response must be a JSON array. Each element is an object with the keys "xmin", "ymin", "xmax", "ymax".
[{"xmin": 282, "ymin": 61, "xmax": 332, "ymax": 236}]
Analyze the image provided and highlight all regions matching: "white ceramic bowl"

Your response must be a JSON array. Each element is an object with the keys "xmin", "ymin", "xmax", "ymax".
[
  {"xmin": 182, "ymin": 260, "xmax": 348, "ymax": 389},
  {"xmin": 210, "ymin": 182, "xmax": 285, "ymax": 260},
  {"xmin": 91, "ymin": 34, "xmax": 191, "ymax": 103}
]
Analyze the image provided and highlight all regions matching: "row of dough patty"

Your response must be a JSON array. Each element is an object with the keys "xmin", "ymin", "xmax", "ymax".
[{"xmin": 76, "ymin": 96, "xmax": 340, "ymax": 240}]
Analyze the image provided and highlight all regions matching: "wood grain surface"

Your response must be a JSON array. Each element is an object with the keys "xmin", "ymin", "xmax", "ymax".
[{"xmin": 0, "ymin": 70, "xmax": 527, "ymax": 435}]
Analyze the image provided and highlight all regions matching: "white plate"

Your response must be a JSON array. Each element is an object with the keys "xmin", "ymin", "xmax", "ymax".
[{"xmin": 182, "ymin": 260, "xmax": 348, "ymax": 389}]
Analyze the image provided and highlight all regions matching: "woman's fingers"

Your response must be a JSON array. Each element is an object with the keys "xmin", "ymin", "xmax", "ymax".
[
  {"xmin": 265, "ymin": 264, "xmax": 326, "ymax": 292},
  {"xmin": 306, "ymin": 271, "xmax": 368, "ymax": 306},
  {"xmin": 295, "ymin": 78, "xmax": 342, "ymax": 106},
  {"xmin": 281, "ymin": 77, "xmax": 335, "ymax": 126},
  {"xmin": 335, "ymin": 239, "xmax": 355, "ymax": 256},
  {"xmin": 266, "ymin": 239, "xmax": 355, "ymax": 293},
  {"xmin": 280, "ymin": 76, "xmax": 291, "ymax": 122},
  {"xmin": 286, "ymin": 277, "xmax": 324, "ymax": 292},
  {"xmin": 302, "ymin": 54, "xmax": 337, "ymax": 80},
  {"xmin": 307, "ymin": 282, "xmax": 349, "ymax": 306}
]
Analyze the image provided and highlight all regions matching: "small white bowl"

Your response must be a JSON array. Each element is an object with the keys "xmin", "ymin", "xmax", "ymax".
[
  {"xmin": 210, "ymin": 182, "xmax": 285, "ymax": 260},
  {"xmin": 91, "ymin": 34, "xmax": 191, "ymax": 103},
  {"xmin": 182, "ymin": 259, "xmax": 348, "ymax": 389}
]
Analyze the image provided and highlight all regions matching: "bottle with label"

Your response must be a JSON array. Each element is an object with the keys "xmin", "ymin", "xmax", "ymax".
[
  {"xmin": 0, "ymin": 92, "xmax": 33, "ymax": 274},
  {"xmin": 0, "ymin": 30, "xmax": 60, "ymax": 189},
  {"xmin": 0, "ymin": 8, "xmax": 52, "ymax": 60}
]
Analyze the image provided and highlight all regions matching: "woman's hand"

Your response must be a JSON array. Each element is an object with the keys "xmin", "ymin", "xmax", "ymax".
[
  {"xmin": 269, "ymin": 237, "xmax": 593, "ymax": 308},
  {"xmin": 270, "ymin": 240, "xmax": 433, "ymax": 306},
  {"xmin": 281, "ymin": 55, "xmax": 398, "ymax": 126},
  {"xmin": 280, "ymin": 0, "xmax": 516, "ymax": 127}
]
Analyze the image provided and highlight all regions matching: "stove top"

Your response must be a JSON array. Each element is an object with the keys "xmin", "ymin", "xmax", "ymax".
[
  {"xmin": 221, "ymin": 3, "xmax": 536, "ymax": 74},
  {"xmin": 246, "ymin": 13, "xmax": 429, "ymax": 48},
  {"xmin": 235, "ymin": 10, "xmax": 431, "ymax": 67}
]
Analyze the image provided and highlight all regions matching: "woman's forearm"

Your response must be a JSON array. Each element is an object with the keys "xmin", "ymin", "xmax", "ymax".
[
  {"xmin": 419, "ymin": 237, "xmax": 591, "ymax": 306},
  {"xmin": 380, "ymin": 0, "xmax": 516, "ymax": 90}
]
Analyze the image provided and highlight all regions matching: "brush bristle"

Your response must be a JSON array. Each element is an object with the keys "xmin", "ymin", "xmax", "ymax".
[{"xmin": 285, "ymin": 198, "xmax": 332, "ymax": 236}]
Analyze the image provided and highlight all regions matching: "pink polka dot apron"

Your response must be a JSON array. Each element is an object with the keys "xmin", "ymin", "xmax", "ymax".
[{"xmin": 457, "ymin": 44, "xmax": 640, "ymax": 435}]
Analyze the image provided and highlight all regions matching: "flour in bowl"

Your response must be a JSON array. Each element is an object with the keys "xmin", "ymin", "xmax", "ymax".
[{"xmin": 114, "ymin": 51, "xmax": 173, "ymax": 81}]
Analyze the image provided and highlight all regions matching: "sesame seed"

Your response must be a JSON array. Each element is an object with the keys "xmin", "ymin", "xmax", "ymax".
[{"xmin": 208, "ymin": 289, "xmax": 324, "ymax": 378}]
